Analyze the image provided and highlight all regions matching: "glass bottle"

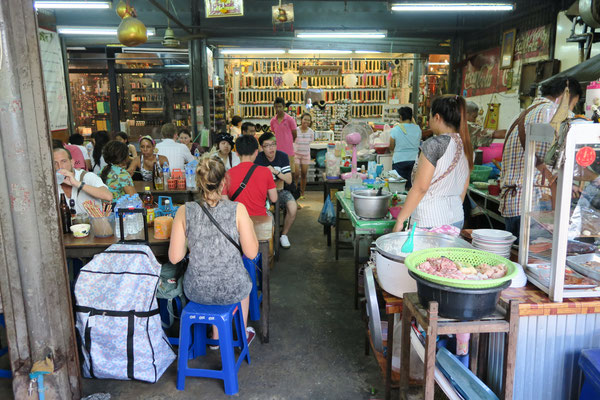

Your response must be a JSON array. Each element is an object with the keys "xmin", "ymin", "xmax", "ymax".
[
  {"xmin": 59, "ymin": 193, "xmax": 71, "ymax": 234},
  {"xmin": 153, "ymin": 161, "xmax": 164, "ymax": 190}
]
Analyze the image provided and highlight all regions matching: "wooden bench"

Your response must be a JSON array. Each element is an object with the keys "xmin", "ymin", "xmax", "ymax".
[{"xmin": 250, "ymin": 215, "xmax": 273, "ymax": 343}]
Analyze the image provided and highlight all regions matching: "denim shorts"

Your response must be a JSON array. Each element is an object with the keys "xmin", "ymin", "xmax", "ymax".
[{"xmin": 278, "ymin": 189, "xmax": 295, "ymax": 206}]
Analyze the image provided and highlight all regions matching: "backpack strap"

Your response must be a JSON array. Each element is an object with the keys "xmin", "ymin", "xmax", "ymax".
[
  {"xmin": 230, "ymin": 164, "xmax": 258, "ymax": 201},
  {"xmin": 200, "ymin": 203, "xmax": 243, "ymax": 255}
]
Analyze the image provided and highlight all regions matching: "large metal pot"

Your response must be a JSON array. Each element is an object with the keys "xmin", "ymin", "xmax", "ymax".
[
  {"xmin": 372, "ymin": 231, "xmax": 473, "ymax": 298},
  {"xmin": 352, "ymin": 190, "xmax": 392, "ymax": 219}
]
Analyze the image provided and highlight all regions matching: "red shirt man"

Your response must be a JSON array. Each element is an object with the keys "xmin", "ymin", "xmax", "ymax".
[{"xmin": 224, "ymin": 135, "xmax": 278, "ymax": 216}]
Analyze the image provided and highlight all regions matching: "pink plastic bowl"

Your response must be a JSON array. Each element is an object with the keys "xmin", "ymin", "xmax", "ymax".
[{"xmin": 389, "ymin": 206, "xmax": 402, "ymax": 219}]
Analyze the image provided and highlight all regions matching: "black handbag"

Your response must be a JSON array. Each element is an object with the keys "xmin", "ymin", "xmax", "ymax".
[{"xmin": 284, "ymin": 182, "xmax": 301, "ymax": 200}]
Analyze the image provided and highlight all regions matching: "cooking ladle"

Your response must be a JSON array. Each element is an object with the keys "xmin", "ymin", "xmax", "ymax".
[{"xmin": 401, "ymin": 222, "xmax": 417, "ymax": 253}]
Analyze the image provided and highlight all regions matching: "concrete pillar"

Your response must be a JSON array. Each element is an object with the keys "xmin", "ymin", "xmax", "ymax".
[
  {"xmin": 190, "ymin": 1, "xmax": 211, "ymax": 141},
  {"xmin": 411, "ymin": 54, "xmax": 422, "ymax": 120},
  {"xmin": 0, "ymin": 1, "xmax": 82, "ymax": 398}
]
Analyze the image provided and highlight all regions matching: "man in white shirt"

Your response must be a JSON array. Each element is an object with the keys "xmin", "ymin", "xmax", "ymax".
[
  {"xmin": 53, "ymin": 146, "xmax": 113, "ymax": 215},
  {"xmin": 69, "ymin": 133, "xmax": 92, "ymax": 171},
  {"xmin": 156, "ymin": 123, "xmax": 194, "ymax": 171}
]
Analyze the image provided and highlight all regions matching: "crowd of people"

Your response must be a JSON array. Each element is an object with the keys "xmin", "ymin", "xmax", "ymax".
[
  {"xmin": 390, "ymin": 75, "xmax": 591, "ymax": 239},
  {"xmin": 53, "ymin": 99, "xmax": 305, "ymax": 252},
  {"xmin": 54, "ymin": 75, "xmax": 599, "ymax": 353}
]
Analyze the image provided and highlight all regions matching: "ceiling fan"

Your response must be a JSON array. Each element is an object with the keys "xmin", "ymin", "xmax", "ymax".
[{"xmin": 147, "ymin": 0, "xmax": 205, "ymax": 48}]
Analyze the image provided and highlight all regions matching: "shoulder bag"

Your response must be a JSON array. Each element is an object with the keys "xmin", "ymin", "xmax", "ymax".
[{"xmin": 230, "ymin": 164, "xmax": 258, "ymax": 201}]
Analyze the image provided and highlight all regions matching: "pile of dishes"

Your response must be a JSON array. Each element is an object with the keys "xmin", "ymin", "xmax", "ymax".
[{"xmin": 471, "ymin": 229, "xmax": 516, "ymax": 258}]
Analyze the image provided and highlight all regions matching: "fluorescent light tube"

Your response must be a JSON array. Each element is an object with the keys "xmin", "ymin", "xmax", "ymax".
[
  {"xmin": 428, "ymin": 61, "xmax": 449, "ymax": 65},
  {"xmin": 57, "ymin": 26, "xmax": 155, "ymax": 36},
  {"xmin": 35, "ymin": 1, "xmax": 111, "ymax": 9},
  {"xmin": 296, "ymin": 31, "xmax": 386, "ymax": 39},
  {"xmin": 220, "ymin": 49, "xmax": 286, "ymax": 54},
  {"xmin": 123, "ymin": 47, "xmax": 187, "ymax": 54},
  {"xmin": 288, "ymin": 49, "xmax": 353, "ymax": 54},
  {"xmin": 392, "ymin": 3, "xmax": 514, "ymax": 11},
  {"xmin": 354, "ymin": 50, "xmax": 382, "ymax": 54},
  {"xmin": 165, "ymin": 64, "xmax": 189, "ymax": 68}
]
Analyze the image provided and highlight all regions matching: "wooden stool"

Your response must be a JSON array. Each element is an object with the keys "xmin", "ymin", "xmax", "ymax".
[
  {"xmin": 250, "ymin": 215, "xmax": 273, "ymax": 343},
  {"xmin": 399, "ymin": 292, "xmax": 519, "ymax": 400}
]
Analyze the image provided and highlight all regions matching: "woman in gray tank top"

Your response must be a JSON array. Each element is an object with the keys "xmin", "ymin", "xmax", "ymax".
[{"xmin": 169, "ymin": 157, "xmax": 259, "ymax": 341}]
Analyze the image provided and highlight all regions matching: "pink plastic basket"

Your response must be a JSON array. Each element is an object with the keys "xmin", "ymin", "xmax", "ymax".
[{"xmin": 480, "ymin": 142, "xmax": 504, "ymax": 164}]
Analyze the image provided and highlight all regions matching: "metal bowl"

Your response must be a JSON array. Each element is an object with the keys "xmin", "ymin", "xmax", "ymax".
[{"xmin": 352, "ymin": 189, "xmax": 392, "ymax": 219}]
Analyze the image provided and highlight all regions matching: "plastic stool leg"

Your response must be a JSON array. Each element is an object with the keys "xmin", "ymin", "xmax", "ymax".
[
  {"xmin": 176, "ymin": 317, "xmax": 192, "ymax": 391},
  {"xmin": 191, "ymin": 323, "xmax": 207, "ymax": 358},
  {"xmin": 233, "ymin": 304, "xmax": 250, "ymax": 365},
  {"xmin": 217, "ymin": 317, "xmax": 238, "ymax": 396},
  {"xmin": 244, "ymin": 256, "xmax": 261, "ymax": 321}
]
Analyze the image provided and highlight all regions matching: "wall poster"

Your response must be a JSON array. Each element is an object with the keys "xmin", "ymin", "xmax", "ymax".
[
  {"xmin": 461, "ymin": 47, "xmax": 510, "ymax": 97},
  {"xmin": 205, "ymin": 0, "xmax": 244, "ymax": 18},
  {"xmin": 38, "ymin": 28, "xmax": 68, "ymax": 131}
]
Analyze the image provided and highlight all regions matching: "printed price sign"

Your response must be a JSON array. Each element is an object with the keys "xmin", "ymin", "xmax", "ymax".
[{"xmin": 576, "ymin": 146, "xmax": 596, "ymax": 167}]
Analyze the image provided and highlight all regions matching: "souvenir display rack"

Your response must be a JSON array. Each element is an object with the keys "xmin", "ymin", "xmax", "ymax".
[
  {"xmin": 69, "ymin": 72, "xmax": 112, "ymax": 133},
  {"xmin": 224, "ymin": 56, "xmax": 415, "ymax": 123},
  {"xmin": 520, "ymin": 123, "xmax": 600, "ymax": 301}
]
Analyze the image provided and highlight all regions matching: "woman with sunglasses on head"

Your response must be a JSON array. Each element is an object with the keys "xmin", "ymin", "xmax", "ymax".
[
  {"xmin": 393, "ymin": 95, "xmax": 473, "ymax": 232},
  {"xmin": 214, "ymin": 132, "xmax": 240, "ymax": 170},
  {"xmin": 127, "ymin": 135, "xmax": 169, "ymax": 181}
]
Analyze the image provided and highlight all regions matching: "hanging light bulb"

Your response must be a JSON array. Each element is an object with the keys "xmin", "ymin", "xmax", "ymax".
[
  {"xmin": 115, "ymin": 0, "xmax": 128, "ymax": 18},
  {"xmin": 117, "ymin": 7, "xmax": 148, "ymax": 46}
]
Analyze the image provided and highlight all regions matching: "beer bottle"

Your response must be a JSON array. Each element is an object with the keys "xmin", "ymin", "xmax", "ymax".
[{"xmin": 59, "ymin": 193, "xmax": 71, "ymax": 234}]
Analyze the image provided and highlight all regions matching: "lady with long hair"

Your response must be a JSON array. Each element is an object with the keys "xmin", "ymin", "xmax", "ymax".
[
  {"xmin": 100, "ymin": 140, "xmax": 136, "ymax": 200},
  {"xmin": 127, "ymin": 136, "xmax": 169, "ymax": 181},
  {"xmin": 169, "ymin": 158, "xmax": 258, "ymax": 343},
  {"xmin": 178, "ymin": 129, "xmax": 201, "ymax": 155},
  {"xmin": 293, "ymin": 113, "xmax": 315, "ymax": 198},
  {"xmin": 114, "ymin": 131, "xmax": 138, "ymax": 159},
  {"xmin": 393, "ymin": 95, "xmax": 473, "ymax": 231},
  {"xmin": 91, "ymin": 130, "xmax": 110, "ymax": 175}
]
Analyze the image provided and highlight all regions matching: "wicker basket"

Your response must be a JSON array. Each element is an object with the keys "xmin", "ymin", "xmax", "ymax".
[{"xmin": 404, "ymin": 247, "xmax": 517, "ymax": 289}]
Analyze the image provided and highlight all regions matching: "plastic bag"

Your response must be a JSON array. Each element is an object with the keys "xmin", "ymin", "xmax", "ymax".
[
  {"xmin": 318, "ymin": 195, "xmax": 336, "ymax": 226},
  {"xmin": 114, "ymin": 194, "xmax": 145, "ymax": 240}
]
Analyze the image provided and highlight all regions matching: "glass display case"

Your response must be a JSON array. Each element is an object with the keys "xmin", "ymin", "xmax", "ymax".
[
  {"xmin": 117, "ymin": 72, "xmax": 191, "ymax": 140},
  {"xmin": 69, "ymin": 72, "xmax": 112, "ymax": 134},
  {"xmin": 520, "ymin": 122, "xmax": 600, "ymax": 301}
]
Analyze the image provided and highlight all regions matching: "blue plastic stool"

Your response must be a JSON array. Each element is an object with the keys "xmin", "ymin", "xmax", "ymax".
[
  {"xmin": 0, "ymin": 314, "xmax": 11, "ymax": 379},
  {"xmin": 177, "ymin": 302, "xmax": 250, "ymax": 395},
  {"xmin": 243, "ymin": 254, "xmax": 262, "ymax": 321},
  {"xmin": 579, "ymin": 349, "xmax": 600, "ymax": 399}
]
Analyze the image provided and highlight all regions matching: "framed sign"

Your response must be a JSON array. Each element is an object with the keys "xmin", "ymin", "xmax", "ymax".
[
  {"xmin": 298, "ymin": 65, "xmax": 342, "ymax": 77},
  {"xmin": 500, "ymin": 28, "xmax": 516, "ymax": 69},
  {"xmin": 205, "ymin": 0, "xmax": 244, "ymax": 18}
]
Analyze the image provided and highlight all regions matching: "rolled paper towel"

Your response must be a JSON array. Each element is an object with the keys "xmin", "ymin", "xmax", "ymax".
[{"xmin": 154, "ymin": 216, "xmax": 173, "ymax": 239}]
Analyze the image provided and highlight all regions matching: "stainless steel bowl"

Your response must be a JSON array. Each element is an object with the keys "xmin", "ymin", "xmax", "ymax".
[{"xmin": 352, "ymin": 190, "xmax": 392, "ymax": 219}]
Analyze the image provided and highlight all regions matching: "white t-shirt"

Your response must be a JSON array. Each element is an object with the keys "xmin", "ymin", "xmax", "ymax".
[
  {"xmin": 156, "ymin": 139, "xmax": 194, "ymax": 171},
  {"xmin": 57, "ymin": 169, "xmax": 108, "ymax": 215},
  {"xmin": 92, "ymin": 156, "xmax": 106, "ymax": 175}
]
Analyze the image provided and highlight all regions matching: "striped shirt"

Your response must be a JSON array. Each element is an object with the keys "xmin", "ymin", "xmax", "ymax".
[
  {"xmin": 294, "ymin": 127, "xmax": 315, "ymax": 156},
  {"xmin": 411, "ymin": 133, "xmax": 469, "ymax": 228},
  {"xmin": 499, "ymin": 97, "xmax": 555, "ymax": 218}
]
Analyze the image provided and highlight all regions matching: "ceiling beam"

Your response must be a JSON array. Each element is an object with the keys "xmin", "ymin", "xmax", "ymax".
[{"xmin": 148, "ymin": 0, "xmax": 192, "ymax": 34}]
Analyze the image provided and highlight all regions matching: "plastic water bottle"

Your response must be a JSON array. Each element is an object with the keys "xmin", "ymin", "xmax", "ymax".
[
  {"xmin": 162, "ymin": 162, "xmax": 170, "ymax": 188},
  {"xmin": 164, "ymin": 199, "xmax": 173, "ymax": 216},
  {"xmin": 194, "ymin": 148, "xmax": 200, "ymax": 159}
]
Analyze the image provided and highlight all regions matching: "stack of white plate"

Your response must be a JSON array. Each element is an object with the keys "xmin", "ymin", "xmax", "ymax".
[{"xmin": 471, "ymin": 229, "xmax": 517, "ymax": 258}]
